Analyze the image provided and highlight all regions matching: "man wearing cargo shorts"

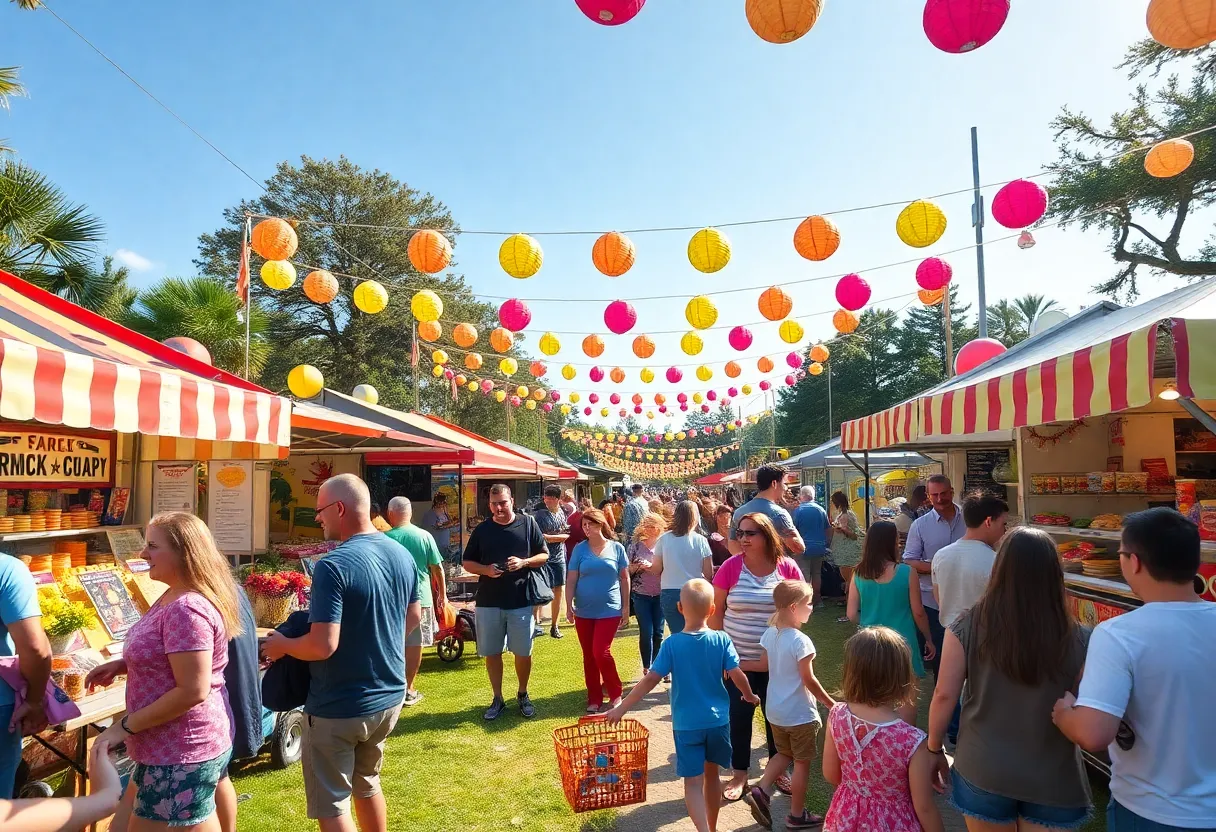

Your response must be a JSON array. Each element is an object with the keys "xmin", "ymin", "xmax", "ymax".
[{"xmin": 262, "ymin": 474, "xmax": 421, "ymax": 832}]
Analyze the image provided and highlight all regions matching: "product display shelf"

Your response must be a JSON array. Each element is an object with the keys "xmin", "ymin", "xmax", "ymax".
[
  {"xmin": 1030, "ymin": 523, "xmax": 1216, "ymax": 559},
  {"xmin": 0, "ymin": 524, "xmax": 143, "ymax": 543}
]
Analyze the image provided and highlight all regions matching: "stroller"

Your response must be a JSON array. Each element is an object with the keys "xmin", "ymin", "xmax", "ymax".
[{"xmin": 434, "ymin": 603, "xmax": 476, "ymax": 662}]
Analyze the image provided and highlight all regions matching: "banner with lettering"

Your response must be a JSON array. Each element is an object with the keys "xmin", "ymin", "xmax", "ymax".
[{"xmin": 0, "ymin": 425, "xmax": 114, "ymax": 488}]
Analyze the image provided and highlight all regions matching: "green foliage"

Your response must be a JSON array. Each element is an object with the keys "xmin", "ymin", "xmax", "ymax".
[
  {"xmin": 0, "ymin": 159, "xmax": 105, "ymax": 280},
  {"xmin": 987, "ymin": 294, "xmax": 1060, "ymax": 347}
]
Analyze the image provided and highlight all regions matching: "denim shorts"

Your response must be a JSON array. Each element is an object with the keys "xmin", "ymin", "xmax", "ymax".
[
  {"xmin": 132, "ymin": 748, "xmax": 232, "ymax": 827},
  {"xmin": 951, "ymin": 769, "xmax": 1089, "ymax": 830},
  {"xmin": 672, "ymin": 724, "xmax": 732, "ymax": 778},
  {"xmin": 475, "ymin": 606, "xmax": 535, "ymax": 657}
]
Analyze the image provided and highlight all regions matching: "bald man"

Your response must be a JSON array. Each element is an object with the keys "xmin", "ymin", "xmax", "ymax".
[{"xmin": 263, "ymin": 474, "xmax": 421, "ymax": 832}]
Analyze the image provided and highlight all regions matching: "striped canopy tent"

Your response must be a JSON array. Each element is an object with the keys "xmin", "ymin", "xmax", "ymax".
[{"xmin": 0, "ymin": 270, "xmax": 291, "ymax": 452}]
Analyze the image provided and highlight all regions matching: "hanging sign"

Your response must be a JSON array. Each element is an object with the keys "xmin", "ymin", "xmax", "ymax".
[
  {"xmin": 208, "ymin": 460, "xmax": 254, "ymax": 554},
  {"xmin": 0, "ymin": 425, "xmax": 114, "ymax": 488},
  {"xmin": 154, "ymin": 462, "xmax": 198, "ymax": 515}
]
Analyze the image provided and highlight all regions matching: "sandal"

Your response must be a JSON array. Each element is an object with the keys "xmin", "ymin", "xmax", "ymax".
[
  {"xmin": 836, "ymin": 616, "xmax": 851, "ymax": 624},
  {"xmin": 722, "ymin": 780, "xmax": 746, "ymax": 802},
  {"xmin": 585, "ymin": 703, "xmax": 600, "ymax": 714},
  {"xmin": 786, "ymin": 810, "xmax": 825, "ymax": 829}
]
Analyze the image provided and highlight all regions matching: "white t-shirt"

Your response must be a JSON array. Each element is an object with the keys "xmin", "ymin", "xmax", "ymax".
[
  {"xmin": 1075, "ymin": 601, "xmax": 1216, "ymax": 827},
  {"xmin": 655, "ymin": 531, "xmax": 713, "ymax": 591},
  {"xmin": 931, "ymin": 539, "xmax": 997, "ymax": 629},
  {"xmin": 758, "ymin": 626, "xmax": 819, "ymax": 729}
]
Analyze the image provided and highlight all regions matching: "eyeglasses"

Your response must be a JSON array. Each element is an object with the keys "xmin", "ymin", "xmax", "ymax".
[
  {"xmin": 490, "ymin": 500, "xmax": 511, "ymax": 508},
  {"xmin": 737, "ymin": 528, "xmax": 762, "ymax": 538},
  {"xmin": 315, "ymin": 500, "xmax": 343, "ymax": 517}
]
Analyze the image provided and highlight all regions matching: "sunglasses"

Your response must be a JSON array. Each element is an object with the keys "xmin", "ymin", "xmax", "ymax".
[{"xmin": 737, "ymin": 528, "xmax": 762, "ymax": 538}]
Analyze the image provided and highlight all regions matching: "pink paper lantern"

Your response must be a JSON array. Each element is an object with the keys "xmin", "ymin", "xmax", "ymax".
[
  {"xmin": 575, "ymin": 0, "xmax": 645, "ymax": 25},
  {"xmin": 922, "ymin": 0, "xmax": 1010, "ymax": 54},
  {"xmin": 991, "ymin": 179, "xmax": 1049, "ymax": 229},
  {"xmin": 162, "ymin": 336, "xmax": 212, "ymax": 366},
  {"xmin": 498, "ymin": 298, "xmax": 531, "ymax": 332},
  {"xmin": 610, "ymin": 393, "xmax": 621, "ymax": 404},
  {"xmin": 835, "ymin": 273, "xmax": 871, "ymax": 311},
  {"xmin": 760, "ymin": 380, "xmax": 772, "ymax": 391},
  {"xmin": 589, "ymin": 366, "xmax": 605, "ymax": 383},
  {"xmin": 786, "ymin": 352, "xmax": 802, "ymax": 369},
  {"xmin": 604, "ymin": 299, "xmax": 637, "ymax": 335},
  {"xmin": 444, "ymin": 368, "xmax": 455, "ymax": 379},
  {"xmin": 688, "ymin": 429, "xmax": 698, "ymax": 438},
  {"xmin": 589, "ymin": 393, "xmax": 600, "ymax": 404},
  {"xmin": 635, "ymin": 405, "xmax": 643, "ymax": 414},
  {"xmin": 584, "ymin": 406, "xmax": 593, "ymax": 415},
  {"xmin": 680, "ymin": 403, "xmax": 689, "ymax": 411},
  {"xmin": 511, "ymin": 396, "xmax": 522, "ymax": 407},
  {"xmin": 916, "ymin": 258, "xmax": 953, "ymax": 291},
  {"xmin": 666, "ymin": 367, "xmax": 683, "ymax": 384},
  {"xmin": 542, "ymin": 403, "xmax": 553, "ymax": 413},
  {"xmin": 632, "ymin": 393, "xmax": 644, "ymax": 404},
  {"xmin": 677, "ymin": 392, "xmax": 688, "ymax": 403},
  {"xmin": 551, "ymin": 390, "xmax": 561, "ymax": 401},
  {"xmin": 728, "ymin": 326, "xmax": 753, "ymax": 351},
  {"xmin": 620, "ymin": 409, "xmax": 628, "ymax": 417},
  {"xmin": 735, "ymin": 419, "xmax": 743, "ymax": 427},
  {"xmin": 707, "ymin": 390, "xmax": 717, "ymax": 401},
  {"xmin": 722, "ymin": 397, "xmax": 732, "ymax": 407},
  {"xmin": 640, "ymin": 435, "xmax": 649, "ymax": 444},
  {"xmin": 480, "ymin": 379, "xmax": 494, "ymax": 392},
  {"xmin": 659, "ymin": 405, "xmax": 667, "ymax": 414},
  {"xmin": 954, "ymin": 337, "xmax": 1008, "ymax": 375},
  {"xmin": 728, "ymin": 386, "xmax": 739, "ymax": 397},
  {"xmin": 701, "ymin": 404, "xmax": 710, "ymax": 413},
  {"xmin": 785, "ymin": 374, "xmax": 796, "ymax": 386}
]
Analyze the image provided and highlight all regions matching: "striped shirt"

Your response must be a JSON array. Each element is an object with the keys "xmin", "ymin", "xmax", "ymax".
[{"xmin": 713, "ymin": 555, "xmax": 804, "ymax": 663}]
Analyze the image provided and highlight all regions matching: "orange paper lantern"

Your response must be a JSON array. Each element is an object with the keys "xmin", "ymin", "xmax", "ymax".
[
  {"xmin": 1147, "ymin": 0, "xmax": 1216, "ymax": 49},
  {"xmin": 1144, "ymin": 138, "xmax": 1195, "ymax": 178},
  {"xmin": 632, "ymin": 335, "xmax": 655, "ymax": 359},
  {"xmin": 592, "ymin": 231, "xmax": 636, "ymax": 277},
  {"xmin": 793, "ymin": 215, "xmax": 840, "ymax": 261},
  {"xmin": 464, "ymin": 353, "xmax": 483, "ymax": 371},
  {"xmin": 529, "ymin": 361, "xmax": 547, "ymax": 378},
  {"xmin": 251, "ymin": 218, "xmax": 298, "ymax": 261},
  {"xmin": 583, "ymin": 334, "xmax": 605, "ymax": 358},
  {"xmin": 745, "ymin": 0, "xmax": 824, "ymax": 43},
  {"xmin": 758, "ymin": 286, "xmax": 793, "ymax": 321},
  {"xmin": 302, "ymin": 270, "xmax": 339, "ymax": 304},
  {"xmin": 758, "ymin": 356, "xmax": 775, "ymax": 373},
  {"xmin": 918, "ymin": 288, "xmax": 946, "ymax": 306},
  {"xmin": 833, "ymin": 309, "xmax": 860, "ymax": 334},
  {"xmin": 418, "ymin": 320, "xmax": 442, "ymax": 342},
  {"xmin": 809, "ymin": 343, "xmax": 830, "ymax": 363},
  {"xmin": 407, "ymin": 229, "xmax": 452, "ymax": 274},
  {"xmin": 610, "ymin": 367, "xmax": 626, "ymax": 384},
  {"xmin": 453, "ymin": 323, "xmax": 479, "ymax": 348},
  {"xmin": 490, "ymin": 327, "xmax": 515, "ymax": 353},
  {"xmin": 725, "ymin": 361, "xmax": 742, "ymax": 378}
]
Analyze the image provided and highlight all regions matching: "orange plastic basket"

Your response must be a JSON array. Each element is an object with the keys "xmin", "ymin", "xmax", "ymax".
[{"xmin": 554, "ymin": 715, "xmax": 649, "ymax": 813}]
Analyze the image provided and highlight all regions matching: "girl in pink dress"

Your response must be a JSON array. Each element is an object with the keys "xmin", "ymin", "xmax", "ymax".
[{"xmin": 822, "ymin": 627, "xmax": 944, "ymax": 832}]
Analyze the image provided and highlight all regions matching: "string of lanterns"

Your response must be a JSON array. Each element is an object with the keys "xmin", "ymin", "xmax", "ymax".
[
  {"xmin": 593, "ymin": 453, "xmax": 724, "ymax": 480},
  {"xmin": 562, "ymin": 426, "xmax": 754, "ymax": 445},
  {"xmin": 591, "ymin": 444, "xmax": 737, "ymax": 463}
]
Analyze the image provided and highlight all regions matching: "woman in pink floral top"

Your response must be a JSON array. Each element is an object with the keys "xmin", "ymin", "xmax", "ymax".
[{"xmin": 86, "ymin": 512, "xmax": 244, "ymax": 830}]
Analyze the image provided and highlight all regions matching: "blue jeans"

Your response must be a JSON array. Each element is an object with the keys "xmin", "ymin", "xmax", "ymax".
[
  {"xmin": 660, "ymin": 589, "xmax": 685, "ymax": 635},
  {"xmin": 0, "ymin": 705, "xmax": 19, "ymax": 799},
  {"xmin": 1107, "ymin": 799, "xmax": 1211, "ymax": 831},
  {"xmin": 633, "ymin": 593, "xmax": 664, "ymax": 671},
  {"xmin": 951, "ymin": 769, "xmax": 1089, "ymax": 829}
]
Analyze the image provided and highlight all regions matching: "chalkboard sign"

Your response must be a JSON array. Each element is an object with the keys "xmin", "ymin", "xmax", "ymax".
[{"xmin": 964, "ymin": 449, "xmax": 1011, "ymax": 498}]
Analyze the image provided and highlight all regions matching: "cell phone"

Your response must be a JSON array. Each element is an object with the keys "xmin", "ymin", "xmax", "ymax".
[{"xmin": 493, "ymin": 563, "xmax": 506, "ymax": 573}]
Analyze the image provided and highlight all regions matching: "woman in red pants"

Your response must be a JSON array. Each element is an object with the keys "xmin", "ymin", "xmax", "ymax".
[{"xmin": 566, "ymin": 508, "xmax": 631, "ymax": 713}]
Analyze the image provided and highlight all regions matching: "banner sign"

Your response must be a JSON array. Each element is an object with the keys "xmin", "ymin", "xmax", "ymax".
[{"xmin": 0, "ymin": 425, "xmax": 114, "ymax": 488}]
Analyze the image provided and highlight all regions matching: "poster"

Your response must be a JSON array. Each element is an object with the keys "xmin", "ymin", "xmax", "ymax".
[
  {"xmin": 105, "ymin": 528, "xmax": 146, "ymax": 563},
  {"xmin": 431, "ymin": 472, "xmax": 463, "ymax": 557},
  {"xmin": 154, "ymin": 462, "xmax": 198, "ymax": 515},
  {"xmin": 963, "ymin": 449, "xmax": 1011, "ymax": 498},
  {"xmin": 78, "ymin": 569, "xmax": 142, "ymax": 639},
  {"xmin": 0, "ymin": 424, "xmax": 114, "ymax": 488},
  {"xmin": 208, "ymin": 460, "xmax": 254, "ymax": 554},
  {"xmin": 269, "ymin": 456, "xmax": 348, "ymax": 539}
]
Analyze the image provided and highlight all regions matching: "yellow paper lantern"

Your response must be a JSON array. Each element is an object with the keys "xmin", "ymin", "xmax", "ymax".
[
  {"xmin": 1147, "ymin": 0, "xmax": 1216, "ymax": 49},
  {"xmin": 499, "ymin": 233, "xmax": 543, "ymax": 278},
  {"xmin": 680, "ymin": 331, "xmax": 704, "ymax": 356},
  {"xmin": 583, "ymin": 334, "xmax": 605, "ymax": 358},
  {"xmin": 696, "ymin": 365, "xmax": 712, "ymax": 382},
  {"xmin": 467, "ymin": 380, "xmax": 479, "ymax": 392},
  {"xmin": 410, "ymin": 290, "xmax": 443, "ymax": 323},
  {"xmin": 779, "ymin": 319, "xmax": 805, "ymax": 344},
  {"xmin": 741, "ymin": 384, "xmax": 753, "ymax": 394},
  {"xmin": 918, "ymin": 288, "xmax": 945, "ymax": 306},
  {"xmin": 561, "ymin": 404, "xmax": 572, "ymax": 415},
  {"xmin": 562, "ymin": 364, "xmax": 577, "ymax": 380},
  {"xmin": 407, "ymin": 229, "xmax": 452, "ymax": 274},
  {"xmin": 499, "ymin": 357, "xmax": 518, "ymax": 376},
  {"xmin": 685, "ymin": 295, "xmax": 719, "ymax": 329},
  {"xmin": 453, "ymin": 323, "xmax": 479, "ymax": 348},
  {"xmin": 724, "ymin": 361, "xmax": 742, "ymax": 379},
  {"xmin": 260, "ymin": 260, "xmax": 297, "ymax": 291},
  {"xmin": 251, "ymin": 218, "xmax": 299, "ymax": 261},
  {"xmin": 896, "ymin": 200, "xmax": 947, "ymax": 248},
  {"xmin": 592, "ymin": 231, "xmax": 636, "ymax": 277},
  {"xmin": 758, "ymin": 356, "xmax": 775, "ymax": 373},
  {"xmin": 418, "ymin": 320, "xmax": 443, "ymax": 342},
  {"xmin": 490, "ymin": 327, "xmax": 515, "ymax": 353},
  {"xmin": 676, "ymin": 431, "xmax": 687, "ymax": 440},
  {"xmin": 432, "ymin": 349, "xmax": 450, "ymax": 365},
  {"xmin": 353, "ymin": 280, "xmax": 388, "ymax": 314},
  {"xmin": 777, "ymin": 448, "xmax": 791, "ymax": 460},
  {"xmin": 526, "ymin": 399, "xmax": 537, "ymax": 410},
  {"xmin": 640, "ymin": 368, "xmax": 654, "ymax": 383},
  {"xmin": 432, "ymin": 364, "xmax": 445, "ymax": 378},
  {"xmin": 539, "ymin": 332, "xmax": 562, "ymax": 356},
  {"xmin": 494, "ymin": 389, "xmax": 507, "ymax": 402},
  {"xmin": 628, "ymin": 434, "xmax": 639, "ymax": 443},
  {"xmin": 809, "ymin": 362, "xmax": 824, "ymax": 376},
  {"xmin": 516, "ymin": 385, "xmax": 529, "ymax": 398},
  {"xmin": 303, "ymin": 270, "xmax": 339, "ymax": 304},
  {"xmin": 692, "ymin": 393, "xmax": 703, "ymax": 404},
  {"xmin": 601, "ymin": 407, "xmax": 610, "ymax": 417},
  {"xmin": 664, "ymin": 432, "xmax": 675, "ymax": 441},
  {"xmin": 287, "ymin": 364, "xmax": 324, "ymax": 399},
  {"xmin": 833, "ymin": 309, "xmax": 860, "ymax": 334},
  {"xmin": 570, "ymin": 392, "xmax": 581, "ymax": 404},
  {"xmin": 728, "ymin": 423, "xmax": 737, "ymax": 431},
  {"xmin": 646, "ymin": 411, "xmax": 655, "ymax": 420},
  {"xmin": 746, "ymin": 0, "xmax": 823, "ymax": 43},
  {"xmin": 687, "ymin": 228, "xmax": 731, "ymax": 273},
  {"xmin": 793, "ymin": 216, "xmax": 840, "ymax": 261},
  {"xmin": 464, "ymin": 352, "xmax": 483, "ymax": 371},
  {"xmin": 1144, "ymin": 138, "xmax": 1195, "ymax": 178},
  {"xmin": 809, "ymin": 343, "xmax": 830, "ymax": 363}
]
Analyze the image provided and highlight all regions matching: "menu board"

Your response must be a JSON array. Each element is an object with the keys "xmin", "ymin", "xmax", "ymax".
[
  {"xmin": 78, "ymin": 568, "xmax": 142, "ymax": 639},
  {"xmin": 154, "ymin": 462, "xmax": 197, "ymax": 515},
  {"xmin": 208, "ymin": 460, "xmax": 254, "ymax": 554},
  {"xmin": 964, "ymin": 449, "xmax": 1011, "ymax": 498},
  {"xmin": 105, "ymin": 528, "xmax": 146, "ymax": 563}
]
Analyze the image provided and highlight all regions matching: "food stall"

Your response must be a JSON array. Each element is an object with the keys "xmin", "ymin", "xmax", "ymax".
[{"xmin": 785, "ymin": 437, "xmax": 940, "ymax": 517}]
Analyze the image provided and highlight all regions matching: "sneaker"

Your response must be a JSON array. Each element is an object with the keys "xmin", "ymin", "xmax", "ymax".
[
  {"xmin": 773, "ymin": 773, "xmax": 793, "ymax": 795},
  {"xmin": 483, "ymin": 697, "xmax": 507, "ymax": 720},
  {"xmin": 550, "ymin": 626, "xmax": 563, "ymax": 639},
  {"xmin": 403, "ymin": 690, "xmax": 424, "ymax": 707},
  {"xmin": 532, "ymin": 625, "xmax": 544, "ymax": 638},
  {"xmin": 743, "ymin": 786, "xmax": 772, "ymax": 829},
  {"xmin": 785, "ymin": 810, "xmax": 824, "ymax": 829},
  {"xmin": 519, "ymin": 692, "xmax": 536, "ymax": 719}
]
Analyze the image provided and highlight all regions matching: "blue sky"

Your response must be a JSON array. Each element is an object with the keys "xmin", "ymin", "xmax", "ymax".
[{"xmin": 2, "ymin": 0, "xmax": 1177, "ymax": 423}]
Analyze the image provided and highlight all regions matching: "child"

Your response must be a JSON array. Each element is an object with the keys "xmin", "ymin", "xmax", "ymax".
[
  {"xmin": 743, "ymin": 580, "xmax": 837, "ymax": 830},
  {"xmin": 0, "ymin": 739, "xmax": 121, "ymax": 831},
  {"xmin": 822, "ymin": 627, "xmax": 944, "ymax": 832},
  {"xmin": 606, "ymin": 579, "xmax": 760, "ymax": 832}
]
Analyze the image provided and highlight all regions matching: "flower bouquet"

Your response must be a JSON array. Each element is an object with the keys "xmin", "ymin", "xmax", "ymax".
[
  {"xmin": 40, "ymin": 594, "xmax": 94, "ymax": 655},
  {"xmin": 244, "ymin": 570, "xmax": 311, "ymax": 628}
]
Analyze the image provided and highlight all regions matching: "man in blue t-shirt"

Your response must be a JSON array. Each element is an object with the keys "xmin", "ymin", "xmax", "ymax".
[
  {"xmin": 792, "ymin": 485, "xmax": 832, "ymax": 606},
  {"xmin": 263, "ymin": 474, "xmax": 420, "ymax": 829},
  {"xmin": 0, "ymin": 554, "xmax": 50, "ymax": 799}
]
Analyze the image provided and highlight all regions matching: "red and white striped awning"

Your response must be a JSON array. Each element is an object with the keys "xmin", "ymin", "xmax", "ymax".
[{"xmin": 841, "ymin": 400, "xmax": 921, "ymax": 452}]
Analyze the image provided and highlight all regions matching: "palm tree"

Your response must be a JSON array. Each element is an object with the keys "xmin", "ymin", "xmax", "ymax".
[
  {"xmin": 986, "ymin": 299, "xmax": 1028, "ymax": 347},
  {"xmin": 29, "ymin": 255, "xmax": 138, "ymax": 318},
  {"xmin": 0, "ymin": 65, "xmax": 25, "ymax": 111},
  {"xmin": 1013, "ymin": 294, "xmax": 1059, "ymax": 328},
  {"xmin": 119, "ymin": 277, "xmax": 273, "ymax": 377}
]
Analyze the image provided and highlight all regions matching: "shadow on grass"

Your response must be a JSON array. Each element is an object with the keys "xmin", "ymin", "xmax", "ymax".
[{"xmin": 391, "ymin": 687, "xmax": 596, "ymax": 736}]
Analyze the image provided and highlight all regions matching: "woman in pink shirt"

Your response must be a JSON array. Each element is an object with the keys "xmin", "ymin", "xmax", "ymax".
[{"xmin": 86, "ymin": 512, "xmax": 243, "ymax": 831}]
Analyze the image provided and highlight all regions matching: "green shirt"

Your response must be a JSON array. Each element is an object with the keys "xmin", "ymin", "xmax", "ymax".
[{"xmin": 384, "ymin": 524, "xmax": 443, "ymax": 607}]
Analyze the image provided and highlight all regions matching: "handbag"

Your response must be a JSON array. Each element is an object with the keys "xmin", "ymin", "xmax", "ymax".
[{"xmin": 524, "ymin": 565, "xmax": 554, "ymax": 606}]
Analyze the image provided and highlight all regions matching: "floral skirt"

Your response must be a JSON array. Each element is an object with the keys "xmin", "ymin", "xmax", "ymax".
[{"xmin": 132, "ymin": 747, "xmax": 231, "ymax": 827}]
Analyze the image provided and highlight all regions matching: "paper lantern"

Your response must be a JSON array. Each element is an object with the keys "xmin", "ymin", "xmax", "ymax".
[
  {"xmin": 458, "ymin": 375, "xmax": 469, "ymax": 387},
  {"xmin": 833, "ymin": 309, "xmax": 860, "ymax": 334},
  {"xmin": 525, "ymin": 399, "xmax": 537, "ymax": 410},
  {"xmin": 655, "ymin": 394, "xmax": 666, "ymax": 405},
  {"xmin": 741, "ymin": 384, "xmax": 753, "ymax": 394},
  {"xmin": 786, "ymin": 352, "xmax": 802, "ymax": 370},
  {"xmin": 590, "ymin": 366, "xmax": 605, "ymax": 383},
  {"xmin": 552, "ymin": 390, "xmax": 562, "ymax": 401},
  {"xmin": 586, "ymin": 406, "xmax": 595, "ymax": 415},
  {"xmin": 432, "ymin": 364, "xmax": 445, "ymax": 379},
  {"xmin": 543, "ymin": 403, "xmax": 554, "ymax": 413},
  {"xmin": 490, "ymin": 327, "xmax": 515, "ymax": 353},
  {"xmin": 793, "ymin": 216, "xmax": 840, "ymax": 262},
  {"xmin": 499, "ymin": 357, "xmax": 518, "ymax": 376},
  {"xmin": 923, "ymin": 0, "xmax": 1010, "ymax": 53},
  {"xmin": 576, "ymin": 0, "xmax": 645, "ymax": 25},
  {"xmin": 1145, "ymin": 139, "xmax": 1195, "ymax": 178},
  {"xmin": 499, "ymin": 233, "xmax": 543, "ymax": 278},
  {"xmin": 696, "ymin": 365, "xmax": 712, "ymax": 382},
  {"xmin": 495, "ymin": 390, "xmax": 506, "ymax": 403},
  {"xmin": 600, "ymin": 407, "xmax": 610, "ymax": 417},
  {"xmin": 632, "ymin": 335, "xmax": 655, "ymax": 359},
  {"xmin": 754, "ymin": 288, "xmax": 791, "ymax": 324},
  {"xmin": 758, "ymin": 356, "xmax": 775, "ymax": 373},
  {"xmin": 583, "ymin": 334, "xmax": 606, "ymax": 358},
  {"xmin": 407, "ymin": 229, "xmax": 452, "ymax": 274},
  {"xmin": 700, "ymin": 404, "xmax": 711, "ymax": 413},
  {"xmin": 260, "ymin": 260, "xmax": 297, "ymax": 291},
  {"xmin": 570, "ymin": 392, "xmax": 582, "ymax": 403},
  {"xmin": 1030, "ymin": 308, "xmax": 1069, "ymax": 336},
  {"xmin": 517, "ymin": 385, "xmax": 530, "ymax": 398},
  {"xmin": 443, "ymin": 368, "xmax": 456, "ymax": 381},
  {"xmin": 465, "ymin": 353, "xmax": 483, "ymax": 371},
  {"xmin": 809, "ymin": 343, "xmax": 830, "ymax": 363},
  {"xmin": 410, "ymin": 289, "xmax": 443, "ymax": 323},
  {"xmin": 727, "ymin": 326, "xmax": 753, "ymax": 351},
  {"xmin": 991, "ymin": 179, "xmax": 1049, "ymax": 229},
  {"xmin": 353, "ymin": 280, "xmax": 388, "ymax": 314},
  {"xmin": 836, "ymin": 274, "xmax": 871, "ymax": 311},
  {"xmin": 688, "ymin": 228, "xmax": 731, "ymax": 273},
  {"xmin": 288, "ymin": 365, "xmax": 324, "ymax": 399},
  {"xmin": 666, "ymin": 367, "xmax": 683, "ymax": 383},
  {"xmin": 529, "ymin": 361, "xmax": 547, "ymax": 378},
  {"xmin": 1147, "ymin": 0, "xmax": 1216, "ymax": 48},
  {"xmin": 760, "ymin": 380, "xmax": 772, "ymax": 391},
  {"xmin": 562, "ymin": 364, "xmax": 577, "ymax": 380},
  {"xmin": 303, "ymin": 270, "xmax": 338, "ymax": 303},
  {"xmin": 954, "ymin": 337, "xmax": 1007, "ymax": 375},
  {"xmin": 454, "ymin": 323, "xmax": 479, "ymax": 348},
  {"xmin": 538, "ymin": 332, "xmax": 561, "ymax": 356},
  {"xmin": 592, "ymin": 231, "xmax": 636, "ymax": 276},
  {"xmin": 779, "ymin": 319, "xmax": 805, "ymax": 344},
  {"xmin": 680, "ymin": 331, "xmax": 704, "ymax": 356},
  {"xmin": 632, "ymin": 393, "xmax": 644, "ymax": 405},
  {"xmin": 431, "ymin": 349, "xmax": 450, "ymax": 366},
  {"xmin": 1018, "ymin": 230, "xmax": 1037, "ymax": 249},
  {"xmin": 610, "ymin": 393, "xmax": 622, "ymax": 405},
  {"xmin": 919, "ymin": 288, "xmax": 946, "ymax": 306},
  {"xmin": 746, "ymin": 0, "xmax": 823, "ymax": 43},
  {"xmin": 468, "ymin": 380, "xmax": 480, "ymax": 393},
  {"xmin": 808, "ymin": 362, "xmax": 824, "ymax": 376},
  {"xmin": 251, "ymin": 218, "xmax": 299, "ymax": 261},
  {"xmin": 605, "ymin": 300, "xmax": 638, "ymax": 335},
  {"xmin": 610, "ymin": 367, "xmax": 626, "ymax": 384},
  {"xmin": 560, "ymin": 404, "xmax": 572, "ymax": 415},
  {"xmin": 727, "ymin": 386, "xmax": 739, "ymax": 398},
  {"xmin": 499, "ymin": 298, "xmax": 532, "ymax": 332},
  {"xmin": 706, "ymin": 390, "xmax": 717, "ymax": 402},
  {"xmin": 635, "ymin": 406, "xmax": 644, "ymax": 414},
  {"xmin": 685, "ymin": 296, "xmax": 718, "ymax": 329},
  {"xmin": 589, "ymin": 393, "xmax": 600, "ymax": 404},
  {"xmin": 896, "ymin": 200, "xmax": 948, "ymax": 248},
  {"xmin": 916, "ymin": 257, "xmax": 953, "ymax": 291},
  {"xmin": 163, "ymin": 337, "xmax": 212, "ymax": 366},
  {"xmin": 418, "ymin": 321, "xmax": 442, "ymax": 342},
  {"xmin": 692, "ymin": 393, "xmax": 703, "ymax": 405},
  {"xmin": 640, "ymin": 368, "xmax": 654, "ymax": 383}
]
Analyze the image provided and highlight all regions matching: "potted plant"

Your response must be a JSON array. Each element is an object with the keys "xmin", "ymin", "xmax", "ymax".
[
  {"xmin": 244, "ymin": 569, "xmax": 310, "ymax": 629},
  {"xmin": 39, "ymin": 594, "xmax": 93, "ymax": 655}
]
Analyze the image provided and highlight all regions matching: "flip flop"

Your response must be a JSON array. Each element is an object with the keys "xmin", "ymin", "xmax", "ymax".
[{"xmin": 722, "ymin": 781, "xmax": 746, "ymax": 803}]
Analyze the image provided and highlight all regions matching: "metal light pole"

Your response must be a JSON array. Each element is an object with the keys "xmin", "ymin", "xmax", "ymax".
[{"xmin": 972, "ymin": 126, "xmax": 988, "ymax": 339}]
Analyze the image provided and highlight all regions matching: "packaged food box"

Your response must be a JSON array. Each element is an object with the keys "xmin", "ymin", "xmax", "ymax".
[
  {"xmin": 1200, "ymin": 500, "xmax": 1216, "ymax": 541},
  {"xmin": 1060, "ymin": 475, "xmax": 1079, "ymax": 494},
  {"xmin": 1087, "ymin": 472, "xmax": 1116, "ymax": 493},
  {"xmin": 1116, "ymin": 472, "xmax": 1149, "ymax": 493},
  {"xmin": 1030, "ymin": 475, "xmax": 1061, "ymax": 494}
]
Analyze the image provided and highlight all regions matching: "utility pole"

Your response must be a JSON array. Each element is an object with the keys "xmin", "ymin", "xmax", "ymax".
[
  {"xmin": 827, "ymin": 362, "xmax": 833, "ymax": 437},
  {"xmin": 972, "ymin": 126, "xmax": 988, "ymax": 339},
  {"xmin": 944, "ymin": 290, "xmax": 955, "ymax": 376}
]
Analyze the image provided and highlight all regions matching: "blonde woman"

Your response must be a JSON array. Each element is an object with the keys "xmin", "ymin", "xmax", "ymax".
[
  {"xmin": 628, "ymin": 512, "xmax": 668, "ymax": 675},
  {"xmin": 86, "ymin": 512, "xmax": 242, "ymax": 832}
]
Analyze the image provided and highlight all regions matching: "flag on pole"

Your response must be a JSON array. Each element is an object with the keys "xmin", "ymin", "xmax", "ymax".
[
  {"xmin": 410, "ymin": 323, "xmax": 419, "ymax": 368},
  {"xmin": 236, "ymin": 222, "xmax": 251, "ymax": 307}
]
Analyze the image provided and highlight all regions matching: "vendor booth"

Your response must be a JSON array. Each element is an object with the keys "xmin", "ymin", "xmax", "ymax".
[{"xmin": 785, "ymin": 437, "xmax": 939, "ymax": 518}]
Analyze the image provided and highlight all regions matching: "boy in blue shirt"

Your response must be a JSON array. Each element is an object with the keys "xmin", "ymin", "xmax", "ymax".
[{"xmin": 607, "ymin": 579, "xmax": 759, "ymax": 832}]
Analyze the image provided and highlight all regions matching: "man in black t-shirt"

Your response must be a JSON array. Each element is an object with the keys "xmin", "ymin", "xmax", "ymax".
[{"xmin": 462, "ymin": 483, "xmax": 549, "ymax": 720}]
